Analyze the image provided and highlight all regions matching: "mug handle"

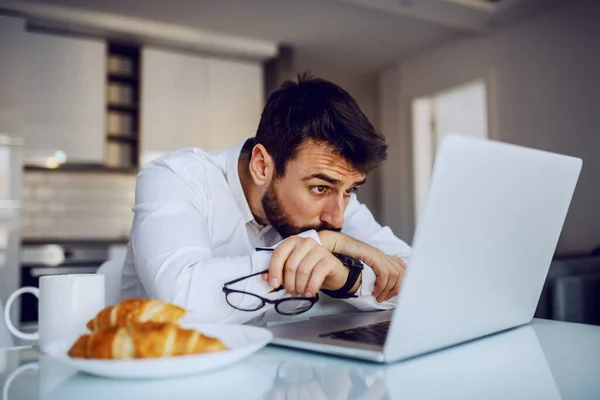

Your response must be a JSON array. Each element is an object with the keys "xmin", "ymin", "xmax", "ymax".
[{"xmin": 4, "ymin": 287, "xmax": 39, "ymax": 341}]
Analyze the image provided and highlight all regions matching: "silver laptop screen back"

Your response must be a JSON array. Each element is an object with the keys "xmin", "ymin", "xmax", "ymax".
[{"xmin": 384, "ymin": 135, "xmax": 582, "ymax": 361}]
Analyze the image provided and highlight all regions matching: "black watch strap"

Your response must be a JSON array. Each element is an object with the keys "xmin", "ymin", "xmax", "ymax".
[{"xmin": 321, "ymin": 253, "xmax": 364, "ymax": 299}]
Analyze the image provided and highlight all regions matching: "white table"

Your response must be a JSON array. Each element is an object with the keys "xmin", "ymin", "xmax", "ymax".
[{"xmin": 1, "ymin": 319, "xmax": 599, "ymax": 400}]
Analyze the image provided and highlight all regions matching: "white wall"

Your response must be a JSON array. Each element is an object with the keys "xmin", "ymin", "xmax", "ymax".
[
  {"xmin": 412, "ymin": 80, "xmax": 488, "ymax": 223},
  {"xmin": 380, "ymin": 0, "xmax": 600, "ymax": 254},
  {"xmin": 412, "ymin": 98, "xmax": 434, "ymax": 224},
  {"xmin": 433, "ymin": 80, "xmax": 488, "ymax": 144},
  {"xmin": 345, "ymin": 75, "xmax": 384, "ymax": 220},
  {"xmin": 379, "ymin": 66, "xmax": 415, "ymax": 242}
]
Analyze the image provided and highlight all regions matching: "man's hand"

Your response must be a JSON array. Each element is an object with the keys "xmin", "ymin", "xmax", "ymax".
[
  {"xmin": 318, "ymin": 230, "xmax": 406, "ymax": 302},
  {"xmin": 261, "ymin": 236, "xmax": 360, "ymax": 297}
]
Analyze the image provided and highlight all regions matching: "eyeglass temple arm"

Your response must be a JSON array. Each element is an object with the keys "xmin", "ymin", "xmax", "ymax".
[
  {"xmin": 223, "ymin": 247, "xmax": 280, "ymax": 289},
  {"xmin": 223, "ymin": 269, "xmax": 284, "ymax": 293},
  {"xmin": 223, "ymin": 269, "xmax": 267, "ymax": 286}
]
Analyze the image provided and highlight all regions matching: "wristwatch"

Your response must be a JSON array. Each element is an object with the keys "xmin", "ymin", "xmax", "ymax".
[{"xmin": 320, "ymin": 253, "xmax": 364, "ymax": 299}]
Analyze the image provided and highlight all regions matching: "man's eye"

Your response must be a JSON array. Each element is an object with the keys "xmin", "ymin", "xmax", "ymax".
[
  {"xmin": 310, "ymin": 186, "xmax": 328, "ymax": 195},
  {"xmin": 344, "ymin": 187, "xmax": 359, "ymax": 196}
]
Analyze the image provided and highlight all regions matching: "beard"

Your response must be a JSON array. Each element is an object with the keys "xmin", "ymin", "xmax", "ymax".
[{"xmin": 261, "ymin": 181, "xmax": 341, "ymax": 238}]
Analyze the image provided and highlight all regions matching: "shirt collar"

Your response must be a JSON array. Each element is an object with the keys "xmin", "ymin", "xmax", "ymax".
[{"xmin": 226, "ymin": 138, "xmax": 255, "ymax": 224}]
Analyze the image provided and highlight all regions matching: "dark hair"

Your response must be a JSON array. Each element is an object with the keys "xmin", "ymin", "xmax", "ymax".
[{"xmin": 255, "ymin": 72, "xmax": 387, "ymax": 176}]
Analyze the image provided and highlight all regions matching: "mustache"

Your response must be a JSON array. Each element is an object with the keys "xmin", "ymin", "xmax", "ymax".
[{"xmin": 300, "ymin": 222, "xmax": 342, "ymax": 233}]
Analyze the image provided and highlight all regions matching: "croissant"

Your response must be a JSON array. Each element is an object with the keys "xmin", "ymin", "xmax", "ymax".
[
  {"xmin": 69, "ymin": 322, "xmax": 228, "ymax": 359},
  {"xmin": 86, "ymin": 298, "xmax": 186, "ymax": 332}
]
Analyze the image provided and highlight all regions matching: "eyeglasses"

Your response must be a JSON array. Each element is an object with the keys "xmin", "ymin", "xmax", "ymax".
[{"xmin": 222, "ymin": 268, "xmax": 320, "ymax": 316}]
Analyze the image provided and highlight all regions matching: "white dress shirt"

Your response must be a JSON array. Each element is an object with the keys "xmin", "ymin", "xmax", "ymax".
[{"xmin": 120, "ymin": 139, "xmax": 412, "ymax": 325}]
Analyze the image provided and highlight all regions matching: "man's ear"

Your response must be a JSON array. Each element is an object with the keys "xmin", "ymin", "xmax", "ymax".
[{"xmin": 248, "ymin": 144, "xmax": 275, "ymax": 185}]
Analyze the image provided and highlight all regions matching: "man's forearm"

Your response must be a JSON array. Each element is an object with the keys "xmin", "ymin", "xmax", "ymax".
[
  {"xmin": 319, "ymin": 230, "xmax": 383, "ymax": 267},
  {"xmin": 318, "ymin": 230, "xmax": 406, "ymax": 302}
]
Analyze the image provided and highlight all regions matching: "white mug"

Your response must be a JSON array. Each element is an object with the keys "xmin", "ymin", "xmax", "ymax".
[{"xmin": 3, "ymin": 274, "xmax": 105, "ymax": 352}]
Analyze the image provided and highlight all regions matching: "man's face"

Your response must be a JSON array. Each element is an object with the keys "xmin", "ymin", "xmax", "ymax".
[{"xmin": 262, "ymin": 140, "xmax": 366, "ymax": 238}]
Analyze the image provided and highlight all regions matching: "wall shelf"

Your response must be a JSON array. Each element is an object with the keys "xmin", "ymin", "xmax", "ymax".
[
  {"xmin": 108, "ymin": 74, "xmax": 138, "ymax": 84},
  {"xmin": 106, "ymin": 42, "xmax": 141, "ymax": 168},
  {"xmin": 107, "ymin": 134, "xmax": 139, "ymax": 143},
  {"xmin": 107, "ymin": 103, "xmax": 139, "ymax": 113}
]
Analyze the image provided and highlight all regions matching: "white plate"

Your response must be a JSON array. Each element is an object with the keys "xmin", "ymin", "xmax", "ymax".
[{"xmin": 44, "ymin": 324, "xmax": 272, "ymax": 379}]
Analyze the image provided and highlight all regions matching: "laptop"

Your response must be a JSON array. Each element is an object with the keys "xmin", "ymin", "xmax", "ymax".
[{"xmin": 267, "ymin": 135, "xmax": 582, "ymax": 363}]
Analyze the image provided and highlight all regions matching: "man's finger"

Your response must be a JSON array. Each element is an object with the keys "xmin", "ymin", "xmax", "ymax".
[
  {"xmin": 268, "ymin": 238, "xmax": 298, "ymax": 288},
  {"xmin": 285, "ymin": 238, "xmax": 318, "ymax": 276},
  {"xmin": 372, "ymin": 268, "xmax": 389, "ymax": 298},
  {"xmin": 282, "ymin": 240, "xmax": 317, "ymax": 294},
  {"xmin": 305, "ymin": 259, "xmax": 330, "ymax": 298},
  {"xmin": 396, "ymin": 258, "xmax": 408, "ymax": 271},
  {"xmin": 385, "ymin": 258, "xmax": 406, "ymax": 300},
  {"xmin": 283, "ymin": 256, "xmax": 299, "ymax": 294},
  {"xmin": 378, "ymin": 267, "xmax": 399, "ymax": 303},
  {"xmin": 294, "ymin": 249, "xmax": 323, "ymax": 296},
  {"xmin": 387, "ymin": 270, "xmax": 403, "ymax": 300},
  {"xmin": 282, "ymin": 239, "xmax": 317, "ymax": 294}
]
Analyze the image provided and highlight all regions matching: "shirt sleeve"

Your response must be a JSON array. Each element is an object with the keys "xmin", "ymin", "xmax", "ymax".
[
  {"xmin": 337, "ymin": 193, "xmax": 413, "ymax": 311},
  {"xmin": 131, "ymin": 160, "xmax": 329, "ymax": 324},
  {"xmin": 130, "ymin": 161, "xmax": 314, "ymax": 325}
]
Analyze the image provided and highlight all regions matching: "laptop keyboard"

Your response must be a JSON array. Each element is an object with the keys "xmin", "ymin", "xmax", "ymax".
[{"xmin": 319, "ymin": 321, "xmax": 390, "ymax": 346}]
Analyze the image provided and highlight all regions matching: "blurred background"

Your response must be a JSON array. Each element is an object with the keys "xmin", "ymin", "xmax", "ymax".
[{"xmin": 0, "ymin": 0, "xmax": 598, "ymax": 337}]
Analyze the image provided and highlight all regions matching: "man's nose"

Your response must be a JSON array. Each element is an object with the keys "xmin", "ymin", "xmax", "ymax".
[{"xmin": 321, "ymin": 195, "xmax": 345, "ymax": 229}]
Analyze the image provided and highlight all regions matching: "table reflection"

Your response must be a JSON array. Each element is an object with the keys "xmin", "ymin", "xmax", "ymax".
[
  {"xmin": 0, "ymin": 323, "xmax": 575, "ymax": 400},
  {"xmin": 267, "ymin": 360, "xmax": 386, "ymax": 400}
]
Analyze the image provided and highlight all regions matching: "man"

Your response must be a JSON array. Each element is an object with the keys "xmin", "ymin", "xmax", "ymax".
[{"xmin": 120, "ymin": 73, "xmax": 411, "ymax": 325}]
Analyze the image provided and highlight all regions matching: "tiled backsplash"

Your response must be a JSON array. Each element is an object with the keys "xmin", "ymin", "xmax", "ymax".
[{"xmin": 21, "ymin": 172, "xmax": 137, "ymax": 240}]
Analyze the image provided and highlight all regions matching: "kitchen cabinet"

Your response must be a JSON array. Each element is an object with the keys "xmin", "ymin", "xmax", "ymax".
[
  {"xmin": 205, "ymin": 57, "xmax": 263, "ymax": 150},
  {"xmin": 140, "ymin": 47, "xmax": 207, "ymax": 164},
  {"xmin": 140, "ymin": 47, "xmax": 263, "ymax": 164},
  {"xmin": 24, "ymin": 32, "xmax": 106, "ymax": 165}
]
